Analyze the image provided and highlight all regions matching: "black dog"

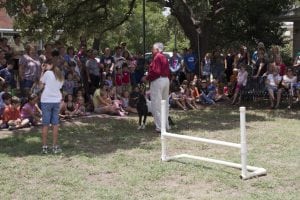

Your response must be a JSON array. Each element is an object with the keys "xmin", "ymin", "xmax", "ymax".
[{"xmin": 136, "ymin": 93, "xmax": 148, "ymax": 130}]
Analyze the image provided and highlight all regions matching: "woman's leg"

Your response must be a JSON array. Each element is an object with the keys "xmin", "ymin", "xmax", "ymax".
[
  {"xmin": 42, "ymin": 125, "xmax": 49, "ymax": 146},
  {"xmin": 52, "ymin": 125, "xmax": 59, "ymax": 146}
]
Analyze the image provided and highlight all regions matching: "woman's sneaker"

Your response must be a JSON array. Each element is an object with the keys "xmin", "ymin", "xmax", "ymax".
[
  {"xmin": 42, "ymin": 146, "xmax": 48, "ymax": 154},
  {"xmin": 52, "ymin": 146, "xmax": 62, "ymax": 154}
]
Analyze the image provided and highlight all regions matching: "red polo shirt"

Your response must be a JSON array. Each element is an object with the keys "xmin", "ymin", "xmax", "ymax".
[{"xmin": 147, "ymin": 52, "xmax": 170, "ymax": 82}]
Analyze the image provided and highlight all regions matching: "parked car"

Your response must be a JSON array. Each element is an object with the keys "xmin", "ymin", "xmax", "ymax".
[{"xmin": 144, "ymin": 52, "xmax": 176, "ymax": 63}]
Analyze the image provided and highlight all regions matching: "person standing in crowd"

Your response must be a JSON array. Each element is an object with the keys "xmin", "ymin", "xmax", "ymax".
[
  {"xmin": 251, "ymin": 42, "xmax": 265, "ymax": 66},
  {"xmin": 39, "ymin": 43, "xmax": 53, "ymax": 63},
  {"xmin": 11, "ymin": 34, "xmax": 25, "ymax": 89},
  {"xmin": 19, "ymin": 44, "xmax": 41, "ymax": 97},
  {"xmin": 134, "ymin": 51, "xmax": 145, "ymax": 84},
  {"xmin": 142, "ymin": 42, "xmax": 170, "ymax": 132},
  {"xmin": 225, "ymin": 48, "xmax": 235, "ymax": 82},
  {"xmin": 100, "ymin": 47, "xmax": 115, "ymax": 79},
  {"xmin": 0, "ymin": 37, "xmax": 13, "ymax": 60},
  {"xmin": 235, "ymin": 45, "xmax": 250, "ymax": 69},
  {"xmin": 201, "ymin": 52, "xmax": 212, "ymax": 80},
  {"xmin": 184, "ymin": 47, "xmax": 197, "ymax": 82},
  {"xmin": 211, "ymin": 49, "xmax": 225, "ymax": 83},
  {"xmin": 86, "ymin": 49, "xmax": 100, "ymax": 95},
  {"xmin": 169, "ymin": 49, "xmax": 181, "ymax": 75},
  {"xmin": 40, "ymin": 60, "xmax": 64, "ymax": 154}
]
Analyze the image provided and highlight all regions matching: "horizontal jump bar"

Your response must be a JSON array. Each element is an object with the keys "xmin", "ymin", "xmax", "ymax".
[
  {"xmin": 164, "ymin": 154, "xmax": 267, "ymax": 180},
  {"xmin": 162, "ymin": 132, "xmax": 241, "ymax": 148}
]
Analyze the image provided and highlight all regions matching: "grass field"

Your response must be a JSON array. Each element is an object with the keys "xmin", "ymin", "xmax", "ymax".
[{"xmin": 0, "ymin": 105, "xmax": 299, "ymax": 200}]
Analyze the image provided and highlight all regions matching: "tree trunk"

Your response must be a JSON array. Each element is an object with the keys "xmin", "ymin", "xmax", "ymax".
[{"xmin": 172, "ymin": 0, "xmax": 211, "ymax": 75}]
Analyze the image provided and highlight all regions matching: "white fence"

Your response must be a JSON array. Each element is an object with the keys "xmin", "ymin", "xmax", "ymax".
[{"xmin": 160, "ymin": 100, "xmax": 266, "ymax": 180}]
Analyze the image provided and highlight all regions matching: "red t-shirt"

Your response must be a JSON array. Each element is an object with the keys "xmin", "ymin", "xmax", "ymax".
[
  {"xmin": 115, "ymin": 73, "xmax": 122, "ymax": 86},
  {"xmin": 279, "ymin": 63, "xmax": 286, "ymax": 76},
  {"xmin": 122, "ymin": 71, "xmax": 130, "ymax": 84},
  {"xmin": 147, "ymin": 52, "xmax": 170, "ymax": 82},
  {"xmin": 3, "ymin": 105, "xmax": 20, "ymax": 123}
]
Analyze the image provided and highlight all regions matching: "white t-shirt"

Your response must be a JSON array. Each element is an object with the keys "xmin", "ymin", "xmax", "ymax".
[
  {"xmin": 267, "ymin": 74, "xmax": 282, "ymax": 87},
  {"xmin": 40, "ymin": 71, "xmax": 64, "ymax": 103},
  {"xmin": 283, "ymin": 75, "xmax": 297, "ymax": 84},
  {"xmin": 237, "ymin": 70, "xmax": 248, "ymax": 86}
]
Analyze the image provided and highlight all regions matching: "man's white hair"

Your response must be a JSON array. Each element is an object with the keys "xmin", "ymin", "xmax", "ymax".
[{"xmin": 153, "ymin": 42, "xmax": 164, "ymax": 52}]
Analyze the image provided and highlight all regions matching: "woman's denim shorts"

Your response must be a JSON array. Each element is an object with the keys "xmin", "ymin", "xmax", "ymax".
[{"xmin": 41, "ymin": 102, "xmax": 60, "ymax": 125}]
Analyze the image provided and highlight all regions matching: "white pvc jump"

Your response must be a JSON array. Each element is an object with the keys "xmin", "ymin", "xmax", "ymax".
[{"xmin": 160, "ymin": 100, "xmax": 267, "ymax": 180}]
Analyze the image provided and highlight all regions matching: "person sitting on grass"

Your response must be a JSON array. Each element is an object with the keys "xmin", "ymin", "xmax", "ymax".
[
  {"xmin": 180, "ymin": 81, "xmax": 196, "ymax": 109},
  {"xmin": 0, "ymin": 85, "xmax": 10, "ymax": 118},
  {"xmin": 1, "ymin": 96, "xmax": 30, "ymax": 130},
  {"xmin": 169, "ymin": 85, "xmax": 187, "ymax": 110},
  {"xmin": 74, "ymin": 96, "xmax": 89, "ymax": 116},
  {"xmin": 207, "ymin": 79, "xmax": 218, "ymax": 101},
  {"xmin": 121, "ymin": 90, "xmax": 137, "ymax": 114},
  {"xmin": 20, "ymin": 93, "xmax": 42, "ymax": 126},
  {"xmin": 185, "ymin": 82, "xmax": 198, "ymax": 109},
  {"xmin": 93, "ymin": 82, "xmax": 125, "ymax": 116},
  {"xmin": 60, "ymin": 94, "xmax": 77, "ymax": 118},
  {"xmin": 199, "ymin": 79, "xmax": 215, "ymax": 105},
  {"xmin": 190, "ymin": 82, "xmax": 201, "ymax": 103}
]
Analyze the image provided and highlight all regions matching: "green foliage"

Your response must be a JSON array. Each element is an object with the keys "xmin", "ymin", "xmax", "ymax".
[
  {"xmin": 281, "ymin": 42, "xmax": 293, "ymax": 66},
  {"xmin": 1, "ymin": 0, "xmax": 136, "ymax": 42},
  {"xmin": 91, "ymin": 1, "xmax": 189, "ymax": 52},
  {"xmin": 1, "ymin": 0, "xmax": 296, "ymax": 54},
  {"xmin": 194, "ymin": 0, "xmax": 295, "ymax": 50}
]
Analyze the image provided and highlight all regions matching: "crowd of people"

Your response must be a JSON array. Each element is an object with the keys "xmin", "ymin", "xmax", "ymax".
[{"xmin": 0, "ymin": 34, "xmax": 300, "ymax": 152}]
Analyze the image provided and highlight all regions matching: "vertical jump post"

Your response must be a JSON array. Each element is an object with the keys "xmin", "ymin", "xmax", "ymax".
[{"xmin": 160, "ymin": 100, "xmax": 267, "ymax": 180}]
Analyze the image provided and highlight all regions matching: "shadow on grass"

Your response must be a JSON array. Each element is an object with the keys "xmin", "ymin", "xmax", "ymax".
[
  {"xmin": 0, "ymin": 115, "xmax": 159, "ymax": 157},
  {"xmin": 172, "ymin": 106, "xmax": 269, "ymax": 132},
  {"xmin": 0, "ymin": 103, "xmax": 294, "ymax": 157},
  {"xmin": 239, "ymin": 100, "xmax": 300, "ymax": 120}
]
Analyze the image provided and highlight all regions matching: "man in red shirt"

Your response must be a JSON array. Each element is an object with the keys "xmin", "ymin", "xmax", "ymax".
[{"xmin": 142, "ymin": 42, "xmax": 170, "ymax": 132}]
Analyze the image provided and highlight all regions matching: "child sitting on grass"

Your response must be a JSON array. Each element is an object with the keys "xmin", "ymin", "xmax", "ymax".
[
  {"xmin": 121, "ymin": 90, "xmax": 137, "ymax": 113},
  {"xmin": 60, "ymin": 94, "xmax": 77, "ymax": 118},
  {"xmin": 1, "ymin": 96, "xmax": 30, "ymax": 130},
  {"xmin": 74, "ymin": 96, "xmax": 89, "ymax": 116},
  {"xmin": 0, "ymin": 86, "xmax": 11, "ymax": 118},
  {"xmin": 20, "ymin": 93, "xmax": 42, "ymax": 126}
]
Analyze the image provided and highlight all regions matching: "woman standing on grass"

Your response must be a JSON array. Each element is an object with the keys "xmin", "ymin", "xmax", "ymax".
[{"xmin": 40, "ymin": 59, "xmax": 64, "ymax": 154}]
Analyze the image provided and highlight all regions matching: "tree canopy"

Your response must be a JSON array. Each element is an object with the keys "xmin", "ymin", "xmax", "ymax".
[
  {"xmin": 0, "ymin": 0, "xmax": 297, "ymax": 55},
  {"xmin": 0, "ymin": 0, "xmax": 136, "ymax": 41}
]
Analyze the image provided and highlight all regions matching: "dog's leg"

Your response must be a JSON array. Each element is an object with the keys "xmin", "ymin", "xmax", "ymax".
[
  {"xmin": 141, "ymin": 114, "xmax": 147, "ymax": 129},
  {"xmin": 138, "ymin": 114, "xmax": 142, "ymax": 130}
]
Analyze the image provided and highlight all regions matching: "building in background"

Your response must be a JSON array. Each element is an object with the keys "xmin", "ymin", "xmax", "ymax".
[
  {"xmin": 0, "ymin": 8, "xmax": 18, "ymax": 38},
  {"xmin": 279, "ymin": 6, "xmax": 300, "ymax": 57}
]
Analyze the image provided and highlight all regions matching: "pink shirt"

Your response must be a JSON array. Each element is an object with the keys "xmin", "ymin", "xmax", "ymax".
[{"xmin": 21, "ymin": 103, "xmax": 37, "ymax": 119}]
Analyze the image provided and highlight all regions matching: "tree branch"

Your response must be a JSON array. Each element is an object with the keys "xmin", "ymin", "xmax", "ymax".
[{"xmin": 99, "ymin": 0, "xmax": 136, "ymax": 35}]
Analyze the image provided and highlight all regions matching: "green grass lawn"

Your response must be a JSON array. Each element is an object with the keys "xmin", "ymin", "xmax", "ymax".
[{"xmin": 0, "ymin": 106, "xmax": 299, "ymax": 200}]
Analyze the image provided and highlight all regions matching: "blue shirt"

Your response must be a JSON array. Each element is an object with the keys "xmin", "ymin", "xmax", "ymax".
[
  {"xmin": 0, "ymin": 68, "xmax": 11, "ymax": 83},
  {"xmin": 207, "ymin": 83, "xmax": 216, "ymax": 92},
  {"xmin": 184, "ymin": 53, "xmax": 197, "ymax": 72}
]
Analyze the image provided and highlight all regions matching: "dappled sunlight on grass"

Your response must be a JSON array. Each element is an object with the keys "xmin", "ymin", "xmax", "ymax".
[{"xmin": 0, "ymin": 107, "xmax": 299, "ymax": 199}]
